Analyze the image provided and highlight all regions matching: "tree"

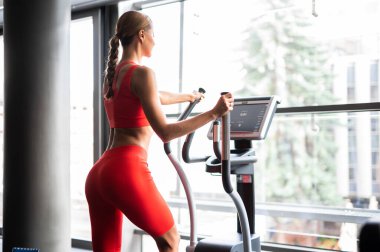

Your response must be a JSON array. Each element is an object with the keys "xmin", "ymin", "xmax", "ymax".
[{"xmin": 238, "ymin": 0, "xmax": 342, "ymax": 206}]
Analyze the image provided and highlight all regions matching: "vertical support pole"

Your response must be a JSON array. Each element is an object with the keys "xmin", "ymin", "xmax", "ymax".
[
  {"xmin": 3, "ymin": 0, "xmax": 71, "ymax": 251},
  {"xmin": 237, "ymin": 174, "xmax": 255, "ymax": 234}
]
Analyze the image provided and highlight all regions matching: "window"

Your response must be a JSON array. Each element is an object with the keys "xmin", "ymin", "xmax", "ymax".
[
  {"xmin": 370, "ymin": 60, "xmax": 379, "ymax": 101},
  {"xmin": 372, "ymin": 133, "xmax": 379, "ymax": 149},
  {"xmin": 347, "ymin": 63, "xmax": 356, "ymax": 102},
  {"xmin": 70, "ymin": 16, "xmax": 94, "ymax": 240},
  {"xmin": 123, "ymin": 0, "xmax": 380, "ymax": 251},
  {"xmin": 370, "ymin": 60, "xmax": 379, "ymax": 84},
  {"xmin": 372, "ymin": 116, "xmax": 379, "ymax": 132},
  {"xmin": 372, "ymin": 152, "xmax": 379, "ymax": 165}
]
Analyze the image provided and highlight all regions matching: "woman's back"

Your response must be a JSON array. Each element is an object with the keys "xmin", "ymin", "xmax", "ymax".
[{"xmin": 103, "ymin": 61, "xmax": 153, "ymax": 150}]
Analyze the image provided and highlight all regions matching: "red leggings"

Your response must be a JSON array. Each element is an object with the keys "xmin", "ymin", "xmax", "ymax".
[{"xmin": 85, "ymin": 145, "xmax": 174, "ymax": 252}]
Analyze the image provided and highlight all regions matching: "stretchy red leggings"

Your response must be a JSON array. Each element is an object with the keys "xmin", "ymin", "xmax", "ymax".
[{"xmin": 85, "ymin": 145, "xmax": 174, "ymax": 252}]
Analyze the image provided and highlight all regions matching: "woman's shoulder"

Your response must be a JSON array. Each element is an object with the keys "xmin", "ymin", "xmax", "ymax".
[
  {"xmin": 134, "ymin": 65, "xmax": 154, "ymax": 76},
  {"xmin": 130, "ymin": 65, "xmax": 157, "ymax": 96},
  {"xmin": 133, "ymin": 65, "xmax": 156, "ymax": 83}
]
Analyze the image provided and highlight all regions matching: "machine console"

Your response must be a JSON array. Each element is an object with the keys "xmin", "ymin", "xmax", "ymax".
[{"xmin": 207, "ymin": 96, "xmax": 280, "ymax": 140}]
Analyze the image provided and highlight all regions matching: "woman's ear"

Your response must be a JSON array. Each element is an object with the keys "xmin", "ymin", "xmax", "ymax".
[{"xmin": 138, "ymin": 30, "xmax": 145, "ymax": 41}]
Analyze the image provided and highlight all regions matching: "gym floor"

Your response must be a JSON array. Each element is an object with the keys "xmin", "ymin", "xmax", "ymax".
[{"xmin": 0, "ymin": 240, "xmax": 91, "ymax": 251}]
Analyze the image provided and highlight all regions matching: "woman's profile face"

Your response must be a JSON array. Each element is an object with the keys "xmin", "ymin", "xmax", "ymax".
[{"xmin": 142, "ymin": 28, "xmax": 155, "ymax": 57}]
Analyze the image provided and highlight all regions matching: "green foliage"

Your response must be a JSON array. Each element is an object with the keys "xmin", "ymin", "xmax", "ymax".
[{"xmin": 240, "ymin": 0, "xmax": 343, "ymax": 205}]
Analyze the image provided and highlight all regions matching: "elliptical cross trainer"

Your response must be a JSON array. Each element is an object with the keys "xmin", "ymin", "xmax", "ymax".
[{"xmin": 164, "ymin": 90, "xmax": 280, "ymax": 252}]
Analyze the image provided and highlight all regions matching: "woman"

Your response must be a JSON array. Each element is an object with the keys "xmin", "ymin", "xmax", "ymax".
[{"xmin": 85, "ymin": 10, "xmax": 234, "ymax": 252}]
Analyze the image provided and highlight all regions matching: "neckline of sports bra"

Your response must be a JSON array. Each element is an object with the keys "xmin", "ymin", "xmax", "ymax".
[
  {"xmin": 114, "ymin": 60, "xmax": 137, "ymax": 80},
  {"xmin": 118, "ymin": 60, "xmax": 137, "ymax": 67},
  {"xmin": 114, "ymin": 60, "xmax": 137, "ymax": 75},
  {"xmin": 111, "ymin": 63, "xmax": 138, "ymax": 99}
]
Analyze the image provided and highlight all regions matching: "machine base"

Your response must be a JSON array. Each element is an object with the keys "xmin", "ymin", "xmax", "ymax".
[{"xmin": 194, "ymin": 234, "xmax": 260, "ymax": 252}]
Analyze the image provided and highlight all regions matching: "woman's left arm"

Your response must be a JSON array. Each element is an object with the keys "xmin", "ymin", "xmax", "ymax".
[{"xmin": 159, "ymin": 90, "xmax": 204, "ymax": 105}]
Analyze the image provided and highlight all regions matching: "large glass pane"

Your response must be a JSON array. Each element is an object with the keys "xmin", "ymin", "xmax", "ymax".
[
  {"xmin": 252, "ymin": 111, "xmax": 379, "ymax": 250},
  {"xmin": 117, "ymin": 1, "xmax": 380, "ymax": 251},
  {"xmin": 70, "ymin": 16, "xmax": 94, "ymax": 240},
  {"xmin": 175, "ymin": 111, "xmax": 379, "ymax": 251},
  {"xmin": 183, "ymin": 0, "xmax": 380, "ymax": 107}
]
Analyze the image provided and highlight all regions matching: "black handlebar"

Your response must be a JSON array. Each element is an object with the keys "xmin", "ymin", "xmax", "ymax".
[
  {"xmin": 218, "ymin": 92, "xmax": 233, "ymax": 193},
  {"xmin": 182, "ymin": 131, "xmax": 210, "ymax": 163},
  {"xmin": 181, "ymin": 88, "xmax": 213, "ymax": 163},
  {"xmin": 212, "ymin": 120, "xmax": 222, "ymax": 161}
]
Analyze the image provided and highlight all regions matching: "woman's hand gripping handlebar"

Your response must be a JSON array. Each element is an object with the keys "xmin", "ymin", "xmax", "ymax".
[{"xmin": 177, "ymin": 88, "xmax": 206, "ymax": 121}]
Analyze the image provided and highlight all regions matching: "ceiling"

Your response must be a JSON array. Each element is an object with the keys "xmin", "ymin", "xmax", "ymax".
[{"xmin": 0, "ymin": 0, "xmax": 125, "ymax": 26}]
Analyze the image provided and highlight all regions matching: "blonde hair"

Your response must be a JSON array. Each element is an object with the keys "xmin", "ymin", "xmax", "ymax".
[{"xmin": 104, "ymin": 11, "xmax": 152, "ymax": 98}]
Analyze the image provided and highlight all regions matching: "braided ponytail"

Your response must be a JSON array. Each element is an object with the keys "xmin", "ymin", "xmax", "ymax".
[{"xmin": 104, "ymin": 35, "xmax": 120, "ymax": 99}]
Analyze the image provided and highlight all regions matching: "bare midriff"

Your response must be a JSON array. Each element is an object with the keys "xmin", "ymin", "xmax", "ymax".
[{"xmin": 109, "ymin": 126, "xmax": 154, "ymax": 151}]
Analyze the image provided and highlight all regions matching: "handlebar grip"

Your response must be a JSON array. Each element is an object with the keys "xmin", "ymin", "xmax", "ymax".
[
  {"xmin": 177, "ymin": 87, "xmax": 206, "ymax": 121},
  {"xmin": 198, "ymin": 87, "xmax": 206, "ymax": 94}
]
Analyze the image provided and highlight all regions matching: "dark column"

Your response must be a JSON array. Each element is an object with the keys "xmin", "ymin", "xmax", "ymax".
[{"xmin": 3, "ymin": 0, "xmax": 71, "ymax": 251}]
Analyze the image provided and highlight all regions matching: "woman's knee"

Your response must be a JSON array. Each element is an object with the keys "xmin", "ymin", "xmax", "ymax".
[{"xmin": 155, "ymin": 225, "xmax": 180, "ymax": 251}]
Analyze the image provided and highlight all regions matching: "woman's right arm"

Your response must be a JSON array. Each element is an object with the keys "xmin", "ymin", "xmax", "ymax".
[
  {"xmin": 158, "ymin": 90, "xmax": 204, "ymax": 105},
  {"xmin": 132, "ymin": 66, "xmax": 233, "ymax": 143}
]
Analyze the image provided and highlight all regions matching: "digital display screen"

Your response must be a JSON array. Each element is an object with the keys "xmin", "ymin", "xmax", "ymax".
[
  {"xmin": 230, "ymin": 103, "xmax": 268, "ymax": 133},
  {"xmin": 207, "ymin": 96, "xmax": 279, "ymax": 140}
]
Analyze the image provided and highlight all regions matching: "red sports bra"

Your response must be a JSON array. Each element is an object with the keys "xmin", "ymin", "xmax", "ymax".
[{"xmin": 104, "ymin": 61, "xmax": 150, "ymax": 128}]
